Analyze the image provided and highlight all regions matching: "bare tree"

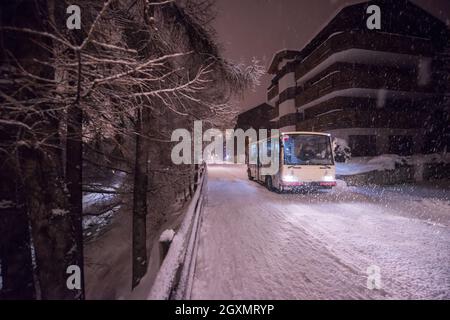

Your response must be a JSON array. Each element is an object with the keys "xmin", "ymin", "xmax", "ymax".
[
  {"xmin": 0, "ymin": 0, "xmax": 263, "ymax": 298},
  {"xmin": 0, "ymin": 0, "xmax": 82, "ymax": 299}
]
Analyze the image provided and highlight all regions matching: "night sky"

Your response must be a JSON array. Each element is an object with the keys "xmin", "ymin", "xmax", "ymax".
[{"xmin": 213, "ymin": 0, "xmax": 450, "ymax": 112}]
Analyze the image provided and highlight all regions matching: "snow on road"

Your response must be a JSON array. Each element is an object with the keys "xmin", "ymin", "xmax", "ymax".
[{"xmin": 192, "ymin": 165, "xmax": 450, "ymax": 300}]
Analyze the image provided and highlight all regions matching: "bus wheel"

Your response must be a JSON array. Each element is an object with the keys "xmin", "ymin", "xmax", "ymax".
[
  {"xmin": 247, "ymin": 169, "xmax": 254, "ymax": 180},
  {"xmin": 265, "ymin": 176, "xmax": 273, "ymax": 191}
]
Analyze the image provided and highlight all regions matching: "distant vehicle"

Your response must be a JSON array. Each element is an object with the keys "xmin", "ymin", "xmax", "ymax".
[{"xmin": 248, "ymin": 132, "xmax": 336, "ymax": 192}]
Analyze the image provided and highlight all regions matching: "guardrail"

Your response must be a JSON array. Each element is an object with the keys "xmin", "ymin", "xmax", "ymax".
[{"xmin": 148, "ymin": 163, "xmax": 207, "ymax": 300}]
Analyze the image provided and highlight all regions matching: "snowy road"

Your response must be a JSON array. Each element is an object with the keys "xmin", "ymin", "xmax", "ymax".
[{"xmin": 191, "ymin": 165, "xmax": 450, "ymax": 300}]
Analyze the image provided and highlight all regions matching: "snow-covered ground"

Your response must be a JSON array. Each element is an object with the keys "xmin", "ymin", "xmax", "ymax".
[
  {"xmin": 191, "ymin": 165, "xmax": 450, "ymax": 299},
  {"xmin": 82, "ymin": 172, "xmax": 126, "ymax": 238},
  {"xmin": 336, "ymin": 153, "xmax": 450, "ymax": 176}
]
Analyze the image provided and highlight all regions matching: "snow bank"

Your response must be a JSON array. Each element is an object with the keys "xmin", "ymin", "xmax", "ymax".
[
  {"xmin": 336, "ymin": 153, "xmax": 450, "ymax": 176},
  {"xmin": 82, "ymin": 172, "xmax": 126, "ymax": 236},
  {"xmin": 159, "ymin": 229, "xmax": 175, "ymax": 243}
]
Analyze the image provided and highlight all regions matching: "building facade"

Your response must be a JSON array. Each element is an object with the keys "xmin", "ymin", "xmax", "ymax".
[
  {"xmin": 235, "ymin": 103, "xmax": 274, "ymax": 131},
  {"xmin": 266, "ymin": 0, "xmax": 450, "ymax": 156}
]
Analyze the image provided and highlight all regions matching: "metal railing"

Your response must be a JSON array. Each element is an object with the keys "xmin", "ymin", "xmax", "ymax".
[{"xmin": 148, "ymin": 163, "xmax": 208, "ymax": 300}]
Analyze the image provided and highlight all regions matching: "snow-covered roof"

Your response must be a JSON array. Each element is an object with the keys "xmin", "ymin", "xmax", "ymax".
[{"xmin": 267, "ymin": 49, "xmax": 301, "ymax": 74}]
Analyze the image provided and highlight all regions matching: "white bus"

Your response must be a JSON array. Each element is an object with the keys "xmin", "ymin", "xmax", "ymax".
[{"xmin": 247, "ymin": 132, "xmax": 336, "ymax": 192}]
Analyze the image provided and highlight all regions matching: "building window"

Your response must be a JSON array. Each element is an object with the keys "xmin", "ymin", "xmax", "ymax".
[
  {"xmin": 348, "ymin": 135, "xmax": 377, "ymax": 157},
  {"xmin": 389, "ymin": 135, "xmax": 413, "ymax": 156}
]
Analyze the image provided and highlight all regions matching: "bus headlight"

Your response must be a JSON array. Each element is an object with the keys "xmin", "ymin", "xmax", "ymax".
[
  {"xmin": 323, "ymin": 175, "xmax": 334, "ymax": 182},
  {"xmin": 282, "ymin": 175, "xmax": 298, "ymax": 182}
]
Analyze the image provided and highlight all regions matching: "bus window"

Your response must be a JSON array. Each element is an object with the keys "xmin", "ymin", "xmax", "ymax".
[
  {"xmin": 283, "ymin": 135, "xmax": 333, "ymax": 165},
  {"xmin": 249, "ymin": 142, "xmax": 258, "ymax": 164}
]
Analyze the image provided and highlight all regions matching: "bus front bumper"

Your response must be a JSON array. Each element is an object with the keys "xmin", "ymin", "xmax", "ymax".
[{"xmin": 280, "ymin": 181, "xmax": 337, "ymax": 190}]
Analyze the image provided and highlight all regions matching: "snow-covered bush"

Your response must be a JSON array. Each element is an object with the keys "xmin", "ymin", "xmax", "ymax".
[{"xmin": 333, "ymin": 138, "xmax": 351, "ymax": 163}]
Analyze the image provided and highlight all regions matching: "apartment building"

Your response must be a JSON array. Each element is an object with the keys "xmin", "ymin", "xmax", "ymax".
[{"xmin": 267, "ymin": 0, "xmax": 450, "ymax": 156}]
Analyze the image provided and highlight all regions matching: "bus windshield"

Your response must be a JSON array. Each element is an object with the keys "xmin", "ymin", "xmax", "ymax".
[{"xmin": 283, "ymin": 134, "xmax": 333, "ymax": 165}]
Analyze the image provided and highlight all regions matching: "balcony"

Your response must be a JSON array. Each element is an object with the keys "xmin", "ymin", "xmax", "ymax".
[
  {"xmin": 294, "ymin": 31, "xmax": 434, "ymax": 83},
  {"xmin": 267, "ymin": 83, "xmax": 279, "ymax": 101},
  {"xmin": 296, "ymin": 108, "xmax": 425, "ymax": 132},
  {"xmin": 296, "ymin": 63, "xmax": 440, "ymax": 108}
]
